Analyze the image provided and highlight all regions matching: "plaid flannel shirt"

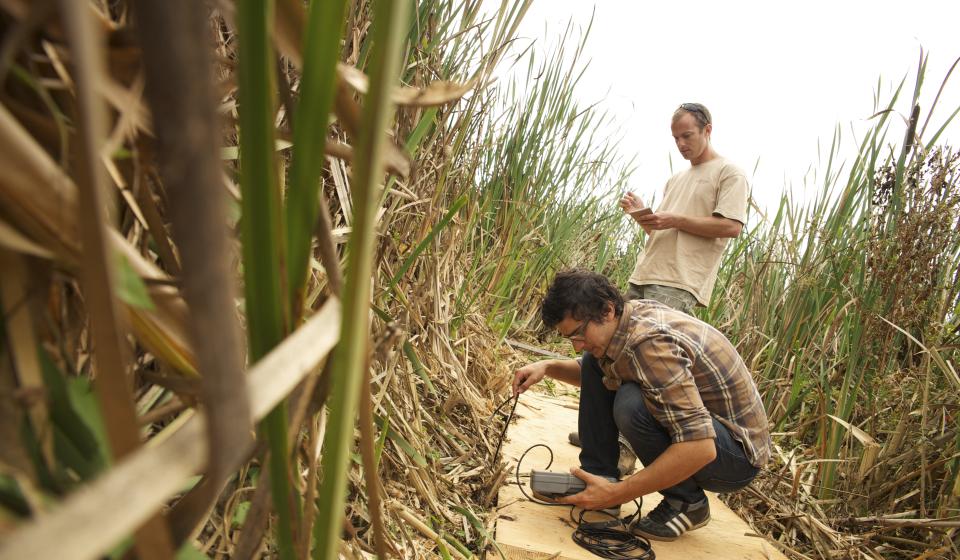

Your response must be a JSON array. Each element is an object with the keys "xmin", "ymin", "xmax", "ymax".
[{"xmin": 598, "ymin": 300, "xmax": 771, "ymax": 468}]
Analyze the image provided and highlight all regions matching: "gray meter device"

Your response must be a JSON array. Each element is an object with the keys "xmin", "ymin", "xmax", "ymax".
[{"xmin": 529, "ymin": 470, "xmax": 617, "ymax": 498}]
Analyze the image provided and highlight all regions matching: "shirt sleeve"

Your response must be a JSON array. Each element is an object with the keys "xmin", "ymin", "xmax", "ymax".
[
  {"xmin": 655, "ymin": 177, "xmax": 673, "ymax": 210},
  {"xmin": 712, "ymin": 164, "xmax": 749, "ymax": 224},
  {"xmin": 627, "ymin": 334, "xmax": 715, "ymax": 443}
]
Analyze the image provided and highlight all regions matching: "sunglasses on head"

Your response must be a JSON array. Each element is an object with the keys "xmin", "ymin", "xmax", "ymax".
[{"xmin": 679, "ymin": 103, "xmax": 710, "ymax": 124}]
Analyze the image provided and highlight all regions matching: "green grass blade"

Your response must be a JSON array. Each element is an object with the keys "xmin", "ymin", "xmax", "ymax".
[
  {"xmin": 285, "ymin": 0, "xmax": 350, "ymax": 321},
  {"xmin": 373, "ymin": 414, "xmax": 427, "ymax": 467},
  {"xmin": 312, "ymin": 0, "xmax": 411, "ymax": 556},
  {"xmin": 238, "ymin": 3, "xmax": 284, "ymax": 358},
  {"xmin": 237, "ymin": 0, "xmax": 298, "ymax": 558},
  {"xmin": 402, "ymin": 341, "xmax": 438, "ymax": 396},
  {"xmin": 405, "ymin": 107, "xmax": 439, "ymax": 155},
  {"xmin": 388, "ymin": 193, "xmax": 468, "ymax": 291},
  {"xmin": 452, "ymin": 504, "xmax": 505, "ymax": 559}
]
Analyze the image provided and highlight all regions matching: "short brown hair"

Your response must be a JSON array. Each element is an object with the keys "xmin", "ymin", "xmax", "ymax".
[
  {"xmin": 541, "ymin": 270, "xmax": 624, "ymax": 328},
  {"xmin": 672, "ymin": 103, "xmax": 712, "ymax": 129}
]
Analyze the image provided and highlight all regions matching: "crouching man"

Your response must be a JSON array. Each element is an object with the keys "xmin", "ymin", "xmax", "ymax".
[{"xmin": 513, "ymin": 270, "xmax": 770, "ymax": 541}]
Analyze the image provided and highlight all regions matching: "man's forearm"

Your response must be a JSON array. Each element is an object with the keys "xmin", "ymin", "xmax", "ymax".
[
  {"xmin": 544, "ymin": 358, "xmax": 582, "ymax": 387},
  {"xmin": 676, "ymin": 215, "xmax": 742, "ymax": 238},
  {"xmin": 614, "ymin": 439, "xmax": 716, "ymax": 502}
]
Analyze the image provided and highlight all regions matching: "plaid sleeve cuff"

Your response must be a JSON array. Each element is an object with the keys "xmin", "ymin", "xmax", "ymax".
[{"xmin": 669, "ymin": 410, "xmax": 716, "ymax": 443}]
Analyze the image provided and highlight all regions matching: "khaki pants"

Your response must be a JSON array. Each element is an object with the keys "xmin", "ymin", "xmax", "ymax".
[{"xmin": 626, "ymin": 283, "xmax": 698, "ymax": 315}]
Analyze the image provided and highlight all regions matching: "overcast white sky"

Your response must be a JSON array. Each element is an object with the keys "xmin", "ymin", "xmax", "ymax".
[{"xmin": 497, "ymin": 0, "xmax": 960, "ymax": 214}]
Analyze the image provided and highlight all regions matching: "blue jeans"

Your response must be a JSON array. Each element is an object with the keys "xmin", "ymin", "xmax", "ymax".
[{"xmin": 578, "ymin": 352, "xmax": 759, "ymax": 504}]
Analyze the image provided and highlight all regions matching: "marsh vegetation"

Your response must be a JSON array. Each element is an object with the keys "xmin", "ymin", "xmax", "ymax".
[{"xmin": 0, "ymin": 1, "xmax": 957, "ymax": 558}]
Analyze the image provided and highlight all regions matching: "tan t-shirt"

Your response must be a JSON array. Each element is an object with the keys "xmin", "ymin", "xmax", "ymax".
[{"xmin": 628, "ymin": 157, "xmax": 748, "ymax": 306}]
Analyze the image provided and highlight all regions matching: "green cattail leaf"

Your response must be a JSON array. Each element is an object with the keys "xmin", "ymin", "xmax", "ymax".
[
  {"xmin": 114, "ymin": 255, "xmax": 154, "ymax": 311},
  {"xmin": 389, "ymin": 193, "xmax": 468, "ymax": 290},
  {"xmin": 403, "ymin": 341, "xmax": 438, "ymax": 396},
  {"xmin": 237, "ymin": 0, "xmax": 298, "ymax": 556},
  {"xmin": 452, "ymin": 505, "xmax": 504, "ymax": 559},
  {"xmin": 373, "ymin": 413, "xmax": 427, "ymax": 467},
  {"xmin": 285, "ymin": 0, "xmax": 350, "ymax": 321},
  {"xmin": 405, "ymin": 107, "xmax": 438, "ymax": 154}
]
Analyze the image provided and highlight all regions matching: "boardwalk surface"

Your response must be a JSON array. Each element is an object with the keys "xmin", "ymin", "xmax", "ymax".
[{"xmin": 494, "ymin": 392, "xmax": 785, "ymax": 559}]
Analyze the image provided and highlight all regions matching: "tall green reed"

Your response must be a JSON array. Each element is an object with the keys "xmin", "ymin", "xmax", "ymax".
[
  {"xmin": 236, "ymin": 1, "xmax": 303, "ymax": 557},
  {"xmin": 446, "ymin": 24, "xmax": 637, "ymax": 333},
  {"xmin": 708, "ymin": 56, "xmax": 959, "ymax": 517}
]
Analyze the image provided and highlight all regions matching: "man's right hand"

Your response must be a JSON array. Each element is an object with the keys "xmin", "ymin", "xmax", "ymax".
[
  {"xmin": 619, "ymin": 192, "xmax": 645, "ymax": 213},
  {"xmin": 512, "ymin": 362, "xmax": 548, "ymax": 396}
]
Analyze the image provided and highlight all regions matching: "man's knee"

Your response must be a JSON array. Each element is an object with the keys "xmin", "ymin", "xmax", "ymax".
[
  {"xmin": 612, "ymin": 383, "xmax": 657, "ymax": 434},
  {"xmin": 692, "ymin": 464, "xmax": 759, "ymax": 494}
]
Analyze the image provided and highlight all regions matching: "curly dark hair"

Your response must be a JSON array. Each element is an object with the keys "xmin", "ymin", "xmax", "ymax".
[{"xmin": 541, "ymin": 269, "xmax": 624, "ymax": 328}]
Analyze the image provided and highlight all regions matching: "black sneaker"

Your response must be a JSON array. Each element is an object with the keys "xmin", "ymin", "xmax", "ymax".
[{"xmin": 631, "ymin": 498, "xmax": 710, "ymax": 541}]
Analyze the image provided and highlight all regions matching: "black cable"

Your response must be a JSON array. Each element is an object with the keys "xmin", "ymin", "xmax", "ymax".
[
  {"xmin": 491, "ymin": 394, "xmax": 655, "ymax": 559},
  {"xmin": 572, "ymin": 524, "xmax": 653, "ymax": 559},
  {"xmin": 490, "ymin": 392, "xmax": 520, "ymax": 464}
]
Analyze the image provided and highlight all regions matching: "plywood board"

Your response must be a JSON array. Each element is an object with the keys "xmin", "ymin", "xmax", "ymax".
[{"xmin": 494, "ymin": 392, "xmax": 785, "ymax": 559}]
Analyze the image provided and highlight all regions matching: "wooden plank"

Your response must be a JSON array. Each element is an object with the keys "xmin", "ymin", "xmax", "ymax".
[{"xmin": 494, "ymin": 392, "xmax": 785, "ymax": 560}]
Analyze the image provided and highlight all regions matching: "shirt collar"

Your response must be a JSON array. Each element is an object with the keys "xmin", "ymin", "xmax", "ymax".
[{"xmin": 602, "ymin": 300, "xmax": 636, "ymax": 362}]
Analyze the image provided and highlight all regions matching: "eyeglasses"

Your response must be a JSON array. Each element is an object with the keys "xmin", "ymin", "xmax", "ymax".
[{"xmin": 561, "ymin": 320, "xmax": 589, "ymax": 342}]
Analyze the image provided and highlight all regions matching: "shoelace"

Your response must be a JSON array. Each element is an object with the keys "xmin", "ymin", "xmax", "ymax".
[{"xmin": 645, "ymin": 500, "xmax": 678, "ymax": 524}]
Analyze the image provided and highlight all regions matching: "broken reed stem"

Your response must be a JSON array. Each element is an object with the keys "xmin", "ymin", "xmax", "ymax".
[
  {"xmin": 298, "ymin": 417, "xmax": 320, "ymax": 560},
  {"xmin": 232, "ymin": 465, "xmax": 272, "ymax": 560},
  {"xmin": 391, "ymin": 503, "xmax": 470, "ymax": 560},
  {"xmin": 138, "ymin": 397, "xmax": 187, "ymax": 426},
  {"xmin": 482, "ymin": 464, "xmax": 507, "ymax": 508},
  {"xmin": 134, "ymin": 0, "xmax": 254, "ymax": 491},
  {"xmin": 58, "ymin": 0, "xmax": 174, "ymax": 556},
  {"xmin": 134, "ymin": 170, "xmax": 181, "ymax": 275},
  {"xmin": 359, "ymin": 364, "xmax": 390, "ymax": 558},
  {"xmin": 0, "ymin": 251, "xmax": 53, "ymax": 466},
  {"xmin": 918, "ymin": 353, "xmax": 931, "ymax": 518},
  {"xmin": 847, "ymin": 517, "xmax": 960, "ymax": 529}
]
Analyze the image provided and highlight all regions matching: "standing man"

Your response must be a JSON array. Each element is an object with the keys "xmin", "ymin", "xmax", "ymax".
[
  {"xmin": 568, "ymin": 103, "xmax": 750, "ymax": 461},
  {"xmin": 514, "ymin": 271, "xmax": 770, "ymax": 541},
  {"xmin": 620, "ymin": 102, "xmax": 749, "ymax": 313}
]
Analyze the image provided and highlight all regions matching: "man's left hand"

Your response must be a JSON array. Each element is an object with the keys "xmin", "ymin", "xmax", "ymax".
[
  {"xmin": 556, "ymin": 467, "xmax": 623, "ymax": 511},
  {"xmin": 636, "ymin": 211, "xmax": 681, "ymax": 231}
]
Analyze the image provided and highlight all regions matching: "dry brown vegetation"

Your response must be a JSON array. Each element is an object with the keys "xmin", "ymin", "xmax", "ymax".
[
  {"xmin": 1, "ymin": 1, "xmax": 959, "ymax": 559},
  {"xmin": 0, "ymin": 0, "xmax": 537, "ymax": 557}
]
